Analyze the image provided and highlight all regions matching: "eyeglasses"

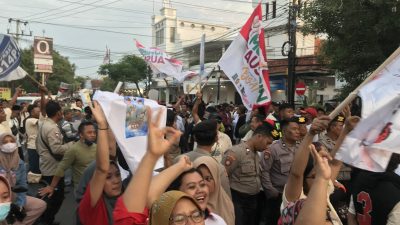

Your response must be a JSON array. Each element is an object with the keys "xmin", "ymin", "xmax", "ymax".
[{"xmin": 169, "ymin": 210, "xmax": 204, "ymax": 225}]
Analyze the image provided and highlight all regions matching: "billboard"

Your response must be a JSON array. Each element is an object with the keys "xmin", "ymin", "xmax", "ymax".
[{"xmin": 33, "ymin": 36, "xmax": 53, "ymax": 73}]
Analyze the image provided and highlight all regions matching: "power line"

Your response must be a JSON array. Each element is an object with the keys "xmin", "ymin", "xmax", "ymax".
[
  {"xmin": 24, "ymin": 0, "xmax": 84, "ymax": 19},
  {"xmin": 32, "ymin": 0, "xmax": 122, "ymax": 21}
]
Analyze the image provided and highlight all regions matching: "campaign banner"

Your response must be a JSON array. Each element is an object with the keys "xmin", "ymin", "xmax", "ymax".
[
  {"xmin": 135, "ymin": 40, "xmax": 195, "ymax": 82},
  {"xmin": 0, "ymin": 34, "xmax": 27, "ymax": 81},
  {"xmin": 218, "ymin": 3, "xmax": 271, "ymax": 110},
  {"xmin": 93, "ymin": 91, "xmax": 166, "ymax": 171},
  {"xmin": 336, "ymin": 96, "xmax": 400, "ymax": 172},
  {"xmin": 358, "ymin": 49, "xmax": 400, "ymax": 118}
]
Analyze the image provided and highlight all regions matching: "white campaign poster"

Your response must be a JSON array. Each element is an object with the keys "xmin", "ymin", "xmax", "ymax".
[{"xmin": 93, "ymin": 91, "xmax": 166, "ymax": 171}]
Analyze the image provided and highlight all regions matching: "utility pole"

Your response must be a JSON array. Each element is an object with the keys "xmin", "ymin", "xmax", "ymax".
[
  {"xmin": 7, "ymin": 18, "xmax": 32, "ymax": 44},
  {"xmin": 287, "ymin": 4, "xmax": 299, "ymax": 107}
]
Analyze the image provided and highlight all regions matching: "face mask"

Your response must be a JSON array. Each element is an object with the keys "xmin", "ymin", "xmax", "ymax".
[
  {"xmin": 84, "ymin": 139, "xmax": 95, "ymax": 146},
  {"xmin": 1, "ymin": 143, "xmax": 17, "ymax": 153},
  {"xmin": 0, "ymin": 202, "xmax": 10, "ymax": 221}
]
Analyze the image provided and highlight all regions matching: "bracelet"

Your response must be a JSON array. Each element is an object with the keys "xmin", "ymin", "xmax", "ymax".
[{"xmin": 98, "ymin": 126, "xmax": 109, "ymax": 130}]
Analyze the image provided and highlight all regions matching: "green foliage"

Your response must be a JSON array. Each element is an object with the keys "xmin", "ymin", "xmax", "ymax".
[
  {"xmin": 100, "ymin": 77, "xmax": 117, "ymax": 92},
  {"xmin": 98, "ymin": 55, "xmax": 149, "ymax": 96},
  {"xmin": 73, "ymin": 76, "xmax": 87, "ymax": 90},
  {"xmin": 301, "ymin": 0, "xmax": 400, "ymax": 99},
  {"xmin": 7, "ymin": 48, "xmax": 77, "ymax": 94}
]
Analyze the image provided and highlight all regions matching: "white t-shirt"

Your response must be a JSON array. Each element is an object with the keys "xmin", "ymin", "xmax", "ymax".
[
  {"xmin": 281, "ymin": 181, "xmax": 342, "ymax": 225},
  {"xmin": 25, "ymin": 118, "xmax": 39, "ymax": 149},
  {"xmin": 205, "ymin": 212, "xmax": 227, "ymax": 225}
]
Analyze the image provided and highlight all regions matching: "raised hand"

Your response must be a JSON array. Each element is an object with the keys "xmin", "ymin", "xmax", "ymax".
[
  {"xmin": 342, "ymin": 105, "xmax": 351, "ymax": 118},
  {"xmin": 309, "ymin": 116, "xmax": 330, "ymax": 135},
  {"xmin": 147, "ymin": 107, "xmax": 182, "ymax": 158},
  {"xmin": 89, "ymin": 101, "xmax": 108, "ymax": 128},
  {"xmin": 15, "ymin": 86, "xmax": 23, "ymax": 96},
  {"xmin": 344, "ymin": 116, "xmax": 360, "ymax": 133},
  {"xmin": 196, "ymin": 92, "xmax": 203, "ymax": 101},
  {"xmin": 310, "ymin": 144, "xmax": 331, "ymax": 180},
  {"xmin": 177, "ymin": 155, "xmax": 193, "ymax": 171},
  {"xmin": 39, "ymin": 85, "xmax": 48, "ymax": 94}
]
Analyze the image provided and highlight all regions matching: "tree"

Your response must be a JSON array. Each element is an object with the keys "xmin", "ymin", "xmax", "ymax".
[
  {"xmin": 301, "ymin": 0, "xmax": 400, "ymax": 99},
  {"xmin": 73, "ymin": 76, "xmax": 87, "ymax": 91},
  {"xmin": 6, "ymin": 48, "xmax": 77, "ymax": 94},
  {"xmin": 98, "ymin": 55, "xmax": 148, "ymax": 97},
  {"xmin": 100, "ymin": 77, "xmax": 117, "ymax": 92}
]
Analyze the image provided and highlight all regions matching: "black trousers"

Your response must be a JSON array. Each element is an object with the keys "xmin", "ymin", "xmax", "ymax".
[
  {"xmin": 39, "ymin": 176, "xmax": 65, "ymax": 224},
  {"xmin": 265, "ymin": 193, "xmax": 283, "ymax": 225},
  {"xmin": 256, "ymin": 191, "xmax": 268, "ymax": 225},
  {"xmin": 231, "ymin": 188, "xmax": 259, "ymax": 225}
]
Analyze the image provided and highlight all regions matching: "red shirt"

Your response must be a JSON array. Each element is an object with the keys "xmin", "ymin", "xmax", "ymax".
[
  {"xmin": 113, "ymin": 197, "xmax": 149, "ymax": 225},
  {"xmin": 78, "ymin": 184, "xmax": 110, "ymax": 225}
]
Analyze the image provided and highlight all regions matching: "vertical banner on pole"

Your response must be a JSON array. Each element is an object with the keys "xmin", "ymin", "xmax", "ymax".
[{"xmin": 218, "ymin": 3, "xmax": 272, "ymax": 110}]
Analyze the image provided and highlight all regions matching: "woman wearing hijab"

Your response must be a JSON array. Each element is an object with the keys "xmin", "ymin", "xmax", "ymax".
[
  {"xmin": 168, "ymin": 168, "xmax": 227, "ymax": 225},
  {"xmin": 0, "ymin": 133, "xmax": 46, "ymax": 225},
  {"xmin": 80, "ymin": 102, "xmax": 194, "ymax": 225},
  {"xmin": 0, "ymin": 175, "xmax": 12, "ymax": 225},
  {"xmin": 77, "ymin": 101, "xmax": 121, "ymax": 225},
  {"xmin": 150, "ymin": 191, "xmax": 205, "ymax": 225},
  {"xmin": 194, "ymin": 156, "xmax": 235, "ymax": 225}
]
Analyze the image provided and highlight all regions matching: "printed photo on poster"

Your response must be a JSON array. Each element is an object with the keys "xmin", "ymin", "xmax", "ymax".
[{"xmin": 124, "ymin": 96, "xmax": 148, "ymax": 138}]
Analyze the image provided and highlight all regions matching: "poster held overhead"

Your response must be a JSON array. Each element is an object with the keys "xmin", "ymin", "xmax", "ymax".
[{"xmin": 93, "ymin": 91, "xmax": 166, "ymax": 171}]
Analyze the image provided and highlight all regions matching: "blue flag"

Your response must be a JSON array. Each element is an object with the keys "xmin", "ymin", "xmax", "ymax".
[{"xmin": 0, "ymin": 34, "xmax": 27, "ymax": 81}]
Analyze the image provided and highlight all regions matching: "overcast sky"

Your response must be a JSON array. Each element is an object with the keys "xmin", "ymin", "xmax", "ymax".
[{"xmin": 1, "ymin": 0, "xmax": 260, "ymax": 79}]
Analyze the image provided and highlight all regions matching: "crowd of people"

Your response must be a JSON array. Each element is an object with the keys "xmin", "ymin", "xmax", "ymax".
[{"xmin": 0, "ymin": 87, "xmax": 397, "ymax": 225}]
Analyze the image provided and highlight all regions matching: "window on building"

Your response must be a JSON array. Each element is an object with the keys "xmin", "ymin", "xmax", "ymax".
[
  {"xmin": 170, "ymin": 27, "xmax": 176, "ymax": 43},
  {"xmin": 272, "ymin": 1, "xmax": 276, "ymax": 18},
  {"xmin": 156, "ymin": 28, "xmax": 164, "ymax": 45},
  {"xmin": 265, "ymin": 3, "xmax": 269, "ymax": 20}
]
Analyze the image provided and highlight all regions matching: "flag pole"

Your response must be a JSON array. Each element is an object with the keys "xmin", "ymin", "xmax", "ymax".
[
  {"xmin": 25, "ymin": 73, "xmax": 42, "ymax": 86},
  {"xmin": 329, "ymin": 47, "xmax": 400, "ymax": 119}
]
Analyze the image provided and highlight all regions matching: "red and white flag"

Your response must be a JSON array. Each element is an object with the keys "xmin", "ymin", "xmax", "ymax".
[
  {"xmin": 336, "ymin": 48, "xmax": 400, "ymax": 172},
  {"xmin": 358, "ymin": 48, "xmax": 400, "ymax": 118},
  {"xmin": 135, "ymin": 40, "xmax": 195, "ymax": 82},
  {"xmin": 336, "ymin": 96, "xmax": 400, "ymax": 172},
  {"xmin": 218, "ymin": 3, "xmax": 271, "ymax": 110}
]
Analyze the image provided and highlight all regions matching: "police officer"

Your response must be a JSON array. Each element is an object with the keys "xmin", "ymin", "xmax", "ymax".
[
  {"xmin": 36, "ymin": 93, "xmax": 74, "ymax": 225},
  {"xmin": 222, "ymin": 124, "xmax": 279, "ymax": 225},
  {"xmin": 260, "ymin": 117, "xmax": 301, "ymax": 225},
  {"xmin": 319, "ymin": 114, "xmax": 345, "ymax": 153}
]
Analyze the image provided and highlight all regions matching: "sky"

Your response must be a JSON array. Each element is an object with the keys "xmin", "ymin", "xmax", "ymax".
[{"xmin": 1, "ymin": 0, "xmax": 261, "ymax": 79}]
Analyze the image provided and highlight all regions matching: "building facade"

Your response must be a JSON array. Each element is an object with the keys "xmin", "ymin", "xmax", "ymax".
[{"xmin": 151, "ymin": 0, "xmax": 340, "ymax": 107}]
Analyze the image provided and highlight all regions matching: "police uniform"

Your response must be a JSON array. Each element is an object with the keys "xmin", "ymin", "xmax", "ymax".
[
  {"xmin": 222, "ymin": 142, "xmax": 261, "ymax": 225},
  {"xmin": 260, "ymin": 139, "xmax": 299, "ymax": 225},
  {"xmin": 36, "ymin": 117, "xmax": 74, "ymax": 224},
  {"xmin": 320, "ymin": 115, "xmax": 352, "ymax": 181}
]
